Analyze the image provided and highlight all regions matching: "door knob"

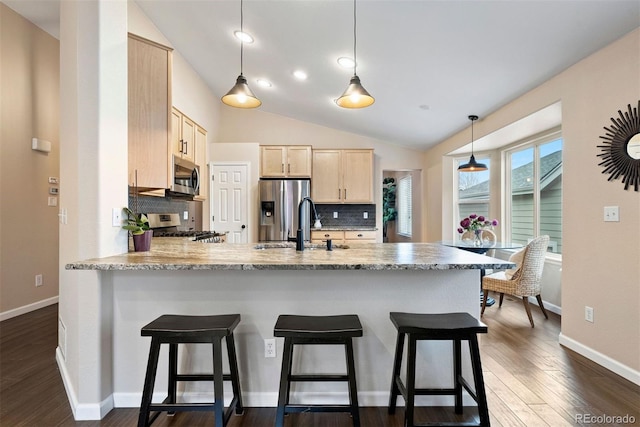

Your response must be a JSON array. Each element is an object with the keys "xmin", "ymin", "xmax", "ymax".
[{"xmin": 241, "ymin": 224, "xmax": 246, "ymax": 229}]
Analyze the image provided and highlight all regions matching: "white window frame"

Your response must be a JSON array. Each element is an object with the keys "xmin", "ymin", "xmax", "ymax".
[
  {"xmin": 503, "ymin": 129, "xmax": 562, "ymax": 260},
  {"xmin": 397, "ymin": 175, "xmax": 412, "ymax": 237}
]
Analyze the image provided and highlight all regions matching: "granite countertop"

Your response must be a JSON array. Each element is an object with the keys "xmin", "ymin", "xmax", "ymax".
[{"xmin": 66, "ymin": 238, "xmax": 515, "ymax": 271}]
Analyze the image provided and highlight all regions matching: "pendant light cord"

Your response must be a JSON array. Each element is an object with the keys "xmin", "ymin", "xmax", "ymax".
[
  {"xmin": 240, "ymin": 0, "xmax": 244, "ymax": 76},
  {"xmin": 352, "ymin": 0, "xmax": 357, "ymax": 77},
  {"xmin": 470, "ymin": 118, "xmax": 474, "ymax": 155}
]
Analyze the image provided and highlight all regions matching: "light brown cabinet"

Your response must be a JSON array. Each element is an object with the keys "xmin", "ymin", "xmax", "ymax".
[
  {"xmin": 260, "ymin": 145, "xmax": 312, "ymax": 178},
  {"xmin": 128, "ymin": 33, "xmax": 173, "ymax": 191},
  {"xmin": 311, "ymin": 229, "xmax": 376, "ymax": 244},
  {"xmin": 311, "ymin": 149, "xmax": 373, "ymax": 203},
  {"xmin": 171, "ymin": 107, "xmax": 196, "ymax": 163}
]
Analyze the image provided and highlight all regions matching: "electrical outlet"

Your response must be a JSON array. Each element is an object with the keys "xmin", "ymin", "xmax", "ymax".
[
  {"xmin": 183, "ymin": 211, "xmax": 189, "ymax": 220},
  {"xmin": 363, "ymin": 212, "xmax": 368, "ymax": 219},
  {"xmin": 585, "ymin": 306, "xmax": 594, "ymax": 323},
  {"xmin": 264, "ymin": 338, "xmax": 276, "ymax": 358},
  {"xmin": 333, "ymin": 212, "xmax": 338, "ymax": 219},
  {"xmin": 35, "ymin": 274, "xmax": 43, "ymax": 287},
  {"xmin": 112, "ymin": 208, "xmax": 122, "ymax": 227},
  {"xmin": 604, "ymin": 206, "xmax": 619, "ymax": 222}
]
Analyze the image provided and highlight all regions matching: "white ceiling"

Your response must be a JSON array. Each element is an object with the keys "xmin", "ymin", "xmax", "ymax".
[{"xmin": 5, "ymin": 0, "xmax": 639, "ymax": 151}]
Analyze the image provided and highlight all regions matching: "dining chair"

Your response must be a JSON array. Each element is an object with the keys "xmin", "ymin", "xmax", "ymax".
[{"xmin": 481, "ymin": 235, "xmax": 550, "ymax": 327}]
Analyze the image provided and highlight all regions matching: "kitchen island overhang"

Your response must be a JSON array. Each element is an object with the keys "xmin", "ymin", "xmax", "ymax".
[{"xmin": 62, "ymin": 241, "xmax": 514, "ymax": 420}]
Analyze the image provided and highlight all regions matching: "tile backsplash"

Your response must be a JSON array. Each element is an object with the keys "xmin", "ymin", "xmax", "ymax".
[{"xmin": 314, "ymin": 204, "xmax": 376, "ymax": 228}]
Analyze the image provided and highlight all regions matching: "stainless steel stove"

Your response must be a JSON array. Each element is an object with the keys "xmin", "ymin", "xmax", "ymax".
[{"xmin": 147, "ymin": 213, "xmax": 226, "ymax": 242}]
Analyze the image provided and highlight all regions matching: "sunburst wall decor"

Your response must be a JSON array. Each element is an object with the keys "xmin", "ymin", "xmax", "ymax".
[{"xmin": 597, "ymin": 101, "xmax": 640, "ymax": 192}]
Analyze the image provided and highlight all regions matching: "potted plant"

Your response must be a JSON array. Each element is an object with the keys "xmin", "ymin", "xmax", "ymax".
[
  {"xmin": 382, "ymin": 177, "xmax": 397, "ymax": 242},
  {"xmin": 123, "ymin": 207, "xmax": 153, "ymax": 251}
]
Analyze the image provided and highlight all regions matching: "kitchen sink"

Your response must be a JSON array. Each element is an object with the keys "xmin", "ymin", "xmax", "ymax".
[{"xmin": 254, "ymin": 243, "xmax": 349, "ymax": 250}]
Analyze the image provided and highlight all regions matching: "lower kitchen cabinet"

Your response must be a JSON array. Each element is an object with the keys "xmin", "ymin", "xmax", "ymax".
[{"xmin": 311, "ymin": 230, "xmax": 376, "ymax": 244}]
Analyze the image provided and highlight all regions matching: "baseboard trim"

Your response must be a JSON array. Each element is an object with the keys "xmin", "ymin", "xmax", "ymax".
[
  {"xmin": 559, "ymin": 333, "xmax": 640, "ymax": 386},
  {"xmin": 56, "ymin": 347, "xmax": 114, "ymax": 420},
  {"xmin": 528, "ymin": 296, "xmax": 562, "ymax": 315},
  {"xmin": 0, "ymin": 296, "xmax": 59, "ymax": 322}
]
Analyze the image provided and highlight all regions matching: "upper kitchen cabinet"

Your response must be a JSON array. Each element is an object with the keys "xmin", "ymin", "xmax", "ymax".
[
  {"xmin": 260, "ymin": 145, "xmax": 312, "ymax": 178},
  {"xmin": 171, "ymin": 107, "xmax": 196, "ymax": 163},
  {"xmin": 128, "ymin": 33, "xmax": 172, "ymax": 191},
  {"xmin": 312, "ymin": 149, "xmax": 374, "ymax": 203}
]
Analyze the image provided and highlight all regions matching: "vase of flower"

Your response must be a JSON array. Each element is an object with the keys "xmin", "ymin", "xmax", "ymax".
[
  {"xmin": 473, "ymin": 229, "xmax": 483, "ymax": 246},
  {"xmin": 457, "ymin": 214, "xmax": 499, "ymax": 246}
]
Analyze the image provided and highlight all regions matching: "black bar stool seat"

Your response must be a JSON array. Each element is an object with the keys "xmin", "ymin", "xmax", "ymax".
[
  {"xmin": 388, "ymin": 312, "xmax": 490, "ymax": 427},
  {"xmin": 138, "ymin": 314, "xmax": 244, "ymax": 427},
  {"xmin": 274, "ymin": 314, "xmax": 363, "ymax": 427}
]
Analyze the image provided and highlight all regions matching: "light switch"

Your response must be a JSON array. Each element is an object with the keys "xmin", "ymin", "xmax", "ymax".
[
  {"xmin": 183, "ymin": 211, "xmax": 189, "ymax": 220},
  {"xmin": 363, "ymin": 212, "xmax": 368, "ymax": 219},
  {"xmin": 48, "ymin": 197, "xmax": 57, "ymax": 207},
  {"xmin": 604, "ymin": 206, "xmax": 619, "ymax": 222},
  {"xmin": 333, "ymin": 212, "xmax": 338, "ymax": 219}
]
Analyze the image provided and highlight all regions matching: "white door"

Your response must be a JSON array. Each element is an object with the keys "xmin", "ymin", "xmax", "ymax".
[{"xmin": 210, "ymin": 163, "xmax": 249, "ymax": 243}]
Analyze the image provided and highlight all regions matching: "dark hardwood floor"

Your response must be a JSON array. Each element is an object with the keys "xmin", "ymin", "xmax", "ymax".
[{"xmin": 1, "ymin": 299, "xmax": 638, "ymax": 426}]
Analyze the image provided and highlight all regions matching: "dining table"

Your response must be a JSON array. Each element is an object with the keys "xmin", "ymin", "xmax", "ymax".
[{"xmin": 438, "ymin": 239, "xmax": 524, "ymax": 306}]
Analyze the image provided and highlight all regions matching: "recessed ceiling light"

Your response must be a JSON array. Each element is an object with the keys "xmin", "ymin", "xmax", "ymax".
[
  {"xmin": 337, "ymin": 57, "xmax": 355, "ymax": 69},
  {"xmin": 293, "ymin": 70, "xmax": 308, "ymax": 80},
  {"xmin": 234, "ymin": 30, "xmax": 254, "ymax": 43},
  {"xmin": 256, "ymin": 79, "xmax": 272, "ymax": 88},
  {"xmin": 419, "ymin": 105, "xmax": 430, "ymax": 110}
]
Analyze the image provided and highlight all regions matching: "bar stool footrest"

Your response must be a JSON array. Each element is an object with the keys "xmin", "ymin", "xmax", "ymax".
[
  {"xmin": 175, "ymin": 373, "xmax": 234, "ymax": 382},
  {"xmin": 289, "ymin": 374, "xmax": 350, "ymax": 382},
  {"xmin": 284, "ymin": 404, "xmax": 356, "ymax": 413}
]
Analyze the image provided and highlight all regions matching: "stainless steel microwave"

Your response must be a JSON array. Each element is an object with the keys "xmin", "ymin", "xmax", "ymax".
[{"xmin": 171, "ymin": 155, "xmax": 200, "ymax": 196}]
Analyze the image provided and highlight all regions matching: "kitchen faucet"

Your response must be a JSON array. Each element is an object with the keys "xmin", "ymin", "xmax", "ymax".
[{"xmin": 296, "ymin": 197, "xmax": 318, "ymax": 251}]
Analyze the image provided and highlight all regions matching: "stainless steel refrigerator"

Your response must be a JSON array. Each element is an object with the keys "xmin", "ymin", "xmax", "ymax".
[{"xmin": 259, "ymin": 179, "xmax": 311, "ymax": 242}]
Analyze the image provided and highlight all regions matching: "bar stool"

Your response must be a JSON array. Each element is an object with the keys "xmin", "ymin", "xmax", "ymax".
[
  {"xmin": 388, "ymin": 312, "xmax": 490, "ymax": 427},
  {"xmin": 274, "ymin": 314, "xmax": 363, "ymax": 427},
  {"xmin": 138, "ymin": 314, "xmax": 244, "ymax": 427}
]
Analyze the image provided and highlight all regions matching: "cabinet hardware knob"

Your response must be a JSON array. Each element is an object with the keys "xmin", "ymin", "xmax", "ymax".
[{"xmin": 357, "ymin": 234, "xmax": 363, "ymax": 237}]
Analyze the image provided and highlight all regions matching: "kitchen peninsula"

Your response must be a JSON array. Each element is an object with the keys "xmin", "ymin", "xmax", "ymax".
[{"xmin": 63, "ymin": 240, "xmax": 514, "ymax": 418}]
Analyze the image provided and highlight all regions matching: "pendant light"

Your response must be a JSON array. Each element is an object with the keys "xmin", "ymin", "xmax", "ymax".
[
  {"xmin": 222, "ymin": 0, "xmax": 261, "ymax": 108},
  {"xmin": 458, "ymin": 115, "xmax": 487, "ymax": 172},
  {"xmin": 336, "ymin": 0, "xmax": 374, "ymax": 108}
]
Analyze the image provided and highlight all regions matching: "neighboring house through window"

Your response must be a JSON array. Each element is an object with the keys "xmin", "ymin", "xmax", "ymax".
[
  {"xmin": 506, "ymin": 133, "xmax": 563, "ymax": 254},
  {"xmin": 457, "ymin": 157, "xmax": 491, "ymax": 226}
]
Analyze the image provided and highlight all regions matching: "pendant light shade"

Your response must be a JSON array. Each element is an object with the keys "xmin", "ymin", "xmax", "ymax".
[
  {"xmin": 222, "ymin": 75, "xmax": 261, "ymax": 108},
  {"xmin": 337, "ymin": 76, "xmax": 375, "ymax": 108},
  {"xmin": 222, "ymin": 0, "xmax": 261, "ymax": 109},
  {"xmin": 337, "ymin": 0, "xmax": 374, "ymax": 109},
  {"xmin": 458, "ymin": 115, "xmax": 487, "ymax": 172}
]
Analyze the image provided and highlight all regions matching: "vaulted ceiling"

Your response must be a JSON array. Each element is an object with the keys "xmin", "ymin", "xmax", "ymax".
[{"xmin": 5, "ymin": 0, "xmax": 639, "ymax": 151}]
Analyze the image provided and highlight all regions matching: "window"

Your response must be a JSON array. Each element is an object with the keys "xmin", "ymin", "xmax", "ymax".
[
  {"xmin": 506, "ymin": 133, "xmax": 562, "ymax": 254},
  {"xmin": 457, "ymin": 157, "xmax": 491, "ymax": 226},
  {"xmin": 397, "ymin": 175, "xmax": 412, "ymax": 236}
]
